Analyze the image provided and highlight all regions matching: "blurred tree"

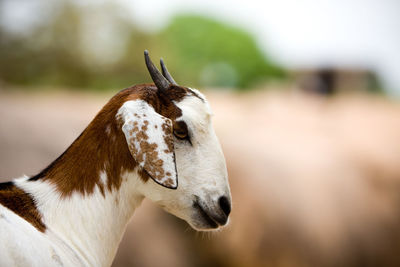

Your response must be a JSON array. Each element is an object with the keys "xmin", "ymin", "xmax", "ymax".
[
  {"xmin": 0, "ymin": 0, "xmax": 154, "ymax": 90},
  {"xmin": 0, "ymin": 2, "xmax": 285, "ymax": 90},
  {"xmin": 158, "ymin": 15, "xmax": 285, "ymax": 89}
]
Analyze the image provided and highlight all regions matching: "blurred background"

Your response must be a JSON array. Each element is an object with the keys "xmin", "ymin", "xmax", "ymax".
[{"xmin": 1, "ymin": 0, "xmax": 400, "ymax": 266}]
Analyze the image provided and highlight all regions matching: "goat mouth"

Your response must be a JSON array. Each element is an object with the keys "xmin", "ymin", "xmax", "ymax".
[{"xmin": 193, "ymin": 201, "xmax": 219, "ymax": 229}]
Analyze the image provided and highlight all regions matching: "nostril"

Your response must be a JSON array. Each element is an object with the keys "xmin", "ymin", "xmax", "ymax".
[{"xmin": 218, "ymin": 196, "xmax": 231, "ymax": 217}]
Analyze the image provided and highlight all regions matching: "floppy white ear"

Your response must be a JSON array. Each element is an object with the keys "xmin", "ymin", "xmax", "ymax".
[{"xmin": 119, "ymin": 100, "xmax": 178, "ymax": 189}]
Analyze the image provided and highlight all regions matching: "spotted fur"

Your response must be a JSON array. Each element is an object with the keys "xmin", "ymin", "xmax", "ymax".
[{"xmin": 119, "ymin": 100, "xmax": 178, "ymax": 188}]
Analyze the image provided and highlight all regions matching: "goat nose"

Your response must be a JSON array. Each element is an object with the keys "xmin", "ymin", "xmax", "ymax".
[{"xmin": 218, "ymin": 196, "xmax": 231, "ymax": 217}]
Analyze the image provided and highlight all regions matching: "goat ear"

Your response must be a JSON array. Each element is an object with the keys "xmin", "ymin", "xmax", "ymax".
[{"xmin": 120, "ymin": 100, "xmax": 178, "ymax": 189}]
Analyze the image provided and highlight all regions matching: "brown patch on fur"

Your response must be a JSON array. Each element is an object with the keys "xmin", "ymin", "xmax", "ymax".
[
  {"xmin": 126, "ymin": 116, "xmax": 174, "ymax": 184},
  {"xmin": 0, "ymin": 182, "xmax": 46, "ymax": 232},
  {"xmin": 30, "ymin": 84, "xmax": 189, "ymax": 197},
  {"xmin": 162, "ymin": 121, "xmax": 175, "ymax": 153},
  {"xmin": 163, "ymin": 178, "xmax": 175, "ymax": 188}
]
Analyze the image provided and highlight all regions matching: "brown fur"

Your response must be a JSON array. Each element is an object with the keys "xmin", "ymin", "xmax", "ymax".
[
  {"xmin": 0, "ymin": 182, "xmax": 46, "ymax": 232},
  {"xmin": 29, "ymin": 84, "xmax": 189, "ymax": 197}
]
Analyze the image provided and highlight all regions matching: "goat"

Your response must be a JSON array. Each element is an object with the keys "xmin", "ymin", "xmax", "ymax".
[{"xmin": 0, "ymin": 51, "xmax": 231, "ymax": 267}]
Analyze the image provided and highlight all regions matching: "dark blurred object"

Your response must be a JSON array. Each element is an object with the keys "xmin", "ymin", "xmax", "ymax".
[{"xmin": 296, "ymin": 68, "xmax": 383, "ymax": 95}]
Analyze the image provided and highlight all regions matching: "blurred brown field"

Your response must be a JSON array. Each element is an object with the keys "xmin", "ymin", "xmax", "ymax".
[{"xmin": 1, "ymin": 87, "xmax": 400, "ymax": 267}]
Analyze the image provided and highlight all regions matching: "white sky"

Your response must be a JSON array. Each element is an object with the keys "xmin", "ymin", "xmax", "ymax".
[{"xmin": 2, "ymin": 0, "xmax": 400, "ymax": 95}]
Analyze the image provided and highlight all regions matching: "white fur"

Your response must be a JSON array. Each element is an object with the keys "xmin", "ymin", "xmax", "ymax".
[
  {"xmin": 142, "ymin": 93, "xmax": 231, "ymax": 229},
  {"xmin": 99, "ymin": 171, "xmax": 107, "ymax": 187},
  {"xmin": 0, "ymin": 199, "xmax": 81, "ymax": 267},
  {"xmin": 0, "ymin": 91, "xmax": 230, "ymax": 266},
  {"xmin": 5, "ymin": 173, "xmax": 145, "ymax": 267}
]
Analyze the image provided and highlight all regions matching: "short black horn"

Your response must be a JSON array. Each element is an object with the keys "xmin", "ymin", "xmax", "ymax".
[
  {"xmin": 144, "ymin": 50, "xmax": 170, "ymax": 91},
  {"xmin": 160, "ymin": 58, "xmax": 177, "ymax": 85}
]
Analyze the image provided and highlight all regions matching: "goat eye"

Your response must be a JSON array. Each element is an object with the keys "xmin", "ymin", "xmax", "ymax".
[{"xmin": 173, "ymin": 129, "xmax": 188, "ymax": 140}]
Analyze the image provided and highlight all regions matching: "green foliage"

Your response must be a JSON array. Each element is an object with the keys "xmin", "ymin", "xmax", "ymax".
[
  {"xmin": 0, "ymin": 3, "xmax": 285, "ymax": 90},
  {"xmin": 0, "ymin": 1, "xmax": 154, "ymax": 90},
  {"xmin": 158, "ymin": 15, "xmax": 285, "ymax": 89}
]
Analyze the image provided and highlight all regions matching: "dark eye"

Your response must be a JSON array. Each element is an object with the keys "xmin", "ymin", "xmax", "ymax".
[
  {"xmin": 173, "ymin": 121, "xmax": 192, "ymax": 145},
  {"xmin": 173, "ymin": 129, "xmax": 188, "ymax": 140}
]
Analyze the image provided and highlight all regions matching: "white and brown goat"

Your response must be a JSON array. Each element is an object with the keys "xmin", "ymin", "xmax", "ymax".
[{"xmin": 0, "ymin": 51, "xmax": 231, "ymax": 266}]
